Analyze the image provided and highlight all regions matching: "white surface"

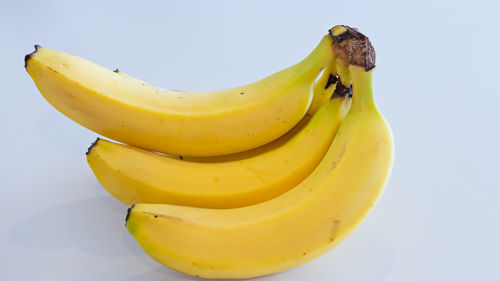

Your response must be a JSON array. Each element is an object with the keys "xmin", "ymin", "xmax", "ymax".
[{"xmin": 1, "ymin": 0, "xmax": 500, "ymax": 280}]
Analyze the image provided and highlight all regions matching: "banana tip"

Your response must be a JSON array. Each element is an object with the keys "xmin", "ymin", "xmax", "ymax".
[
  {"xmin": 86, "ymin": 137, "xmax": 100, "ymax": 155},
  {"xmin": 125, "ymin": 204, "xmax": 135, "ymax": 226},
  {"xmin": 24, "ymin": 44, "xmax": 41, "ymax": 68}
]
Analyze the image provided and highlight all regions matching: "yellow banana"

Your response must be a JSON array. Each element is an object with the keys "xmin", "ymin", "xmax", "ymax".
[
  {"xmin": 308, "ymin": 53, "xmax": 352, "ymax": 114},
  {"xmin": 126, "ymin": 60, "xmax": 393, "ymax": 278},
  {"xmin": 25, "ymin": 34, "xmax": 335, "ymax": 156},
  {"xmin": 86, "ymin": 95, "xmax": 351, "ymax": 208},
  {"xmin": 308, "ymin": 62, "xmax": 337, "ymax": 114}
]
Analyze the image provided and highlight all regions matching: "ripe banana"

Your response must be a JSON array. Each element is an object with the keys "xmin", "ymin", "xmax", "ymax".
[
  {"xmin": 86, "ymin": 94, "xmax": 351, "ymax": 208},
  {"xmin": 25, "ymin": 34, "xmax": 335, "ymax": 156},
  {"xmin": 308, "ymin": 62, "xmax": 336, "ymax": 114},
  {"xmin": 125, "ymin": 47, "xmax": 394, "ymax": 280}
]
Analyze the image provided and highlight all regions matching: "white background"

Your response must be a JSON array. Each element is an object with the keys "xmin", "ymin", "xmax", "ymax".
[{"xmin": 1, "ymin": 0, "xmax": 499, "ymax": 280}]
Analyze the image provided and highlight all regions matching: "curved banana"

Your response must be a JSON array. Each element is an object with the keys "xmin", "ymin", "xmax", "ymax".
[
  {"xmin": 126, "ymin": 60, "xmax": 394, "ymax": 278},
  {"xmin": 308, "ymin": 62, "xmax": 337, "ymax": 114},
  {"xmin": 86, "ymin": 95, "xmax": 350, "ymax": 208},
  {"xmin": 25, "ymin": 35, "xmax": 334, "ymax": 156}
]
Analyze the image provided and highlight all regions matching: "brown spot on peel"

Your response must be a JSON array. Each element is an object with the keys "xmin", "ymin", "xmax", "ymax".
[
  {"xmin": 142, "ymin": 212, "xmax": 183, "ymax": 222},
  {"xmin": 330, "ymin": 145, "xmax": 346, "ymax": 169},
  {"xmin": 46, "ymin": 66, "xmax": 59, "ymax": 74},
  {"xmin": 126, "ymin": 197, "xmax": 136, "ymax": 206},
  {"xmin": 330, "ymin": 220, "xmax": 340, "ymax": 242}
]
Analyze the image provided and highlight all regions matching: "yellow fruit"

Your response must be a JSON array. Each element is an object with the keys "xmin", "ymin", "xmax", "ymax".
[
  {"xmin": 126, "ymin": 65, "xmax": 393, "ymax": 279},
  {"xmin": 25, "ymin": 34, "xmax": 334, "ymax": 156},
  {"xmin": 86, "ymin": 95, "xmax": 350, "ymax": 208}
]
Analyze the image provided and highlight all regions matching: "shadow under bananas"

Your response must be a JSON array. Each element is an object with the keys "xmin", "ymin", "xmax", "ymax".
[
  {"xmin": 126, "ymin": 266, "xmax": 280, "ymax": 281},
  {"xmin": 126, "ymin": 229, "xmax": 394, "ymax": 281},
  {"xmin": 9, "ymin": 193, "xmax": 142, "ymax": 258}
]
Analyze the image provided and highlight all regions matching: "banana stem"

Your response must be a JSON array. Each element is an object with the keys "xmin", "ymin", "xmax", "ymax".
[{"xmin": 349, "ymin": 65, "xmax": 375, "ymax": 112}]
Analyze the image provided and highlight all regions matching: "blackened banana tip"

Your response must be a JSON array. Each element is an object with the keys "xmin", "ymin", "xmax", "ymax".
[
  {"xmin": 24, "ymin": 44, "xmax": 41, "ymax": 68},
  {"xmin": 125, "ymin": 204, "xmax": 135, "ymax": 226},
  {"xmin": 86, "ymin": 137, "xmax": 100, "ymax": 155}
]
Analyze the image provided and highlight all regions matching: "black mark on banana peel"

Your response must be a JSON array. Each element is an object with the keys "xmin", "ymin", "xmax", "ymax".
[
  {"xmin": 24, "ymin": 44, "xmax": 41, "ymax": 68},
  {"xmin": 334, "ymin": 83, "xmax": 352, "ymax": 97},
  {"xmin": 142, "ymin": 212, "xmax": 183, "ymax": 222},
  {"xmin": 325, "ymin": 74, "xmax": 338, "ymax": 89},
  {"xmin": 330, "ymin": 220, "xmax": 340, "ymax": 242},
  {"xmin": 46, "ymin": 66, "xmax": 59, "ymax": 74},
  {"xmin": 86, "ymin": 138, "xmax": 100, "ymax": 155},
  {"xmin": 327, "ymin": 74, "xmax": 352, "ymax": 98},
  {"xmin": 113, "ymin": 68, "xmax": 120, "ymax": 73},
  {"xmin": 328, "ymin": 25, "xmax": 375, "ymax": 71},
  {"xmin": 330, "ymin": 145, "xmax": 346, "ymax": 169}
]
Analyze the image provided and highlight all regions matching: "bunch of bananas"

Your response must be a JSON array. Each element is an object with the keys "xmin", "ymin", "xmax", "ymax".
[{"xmin": 25, "ymin": 25, "xmax": 393, "ymax": 279}]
